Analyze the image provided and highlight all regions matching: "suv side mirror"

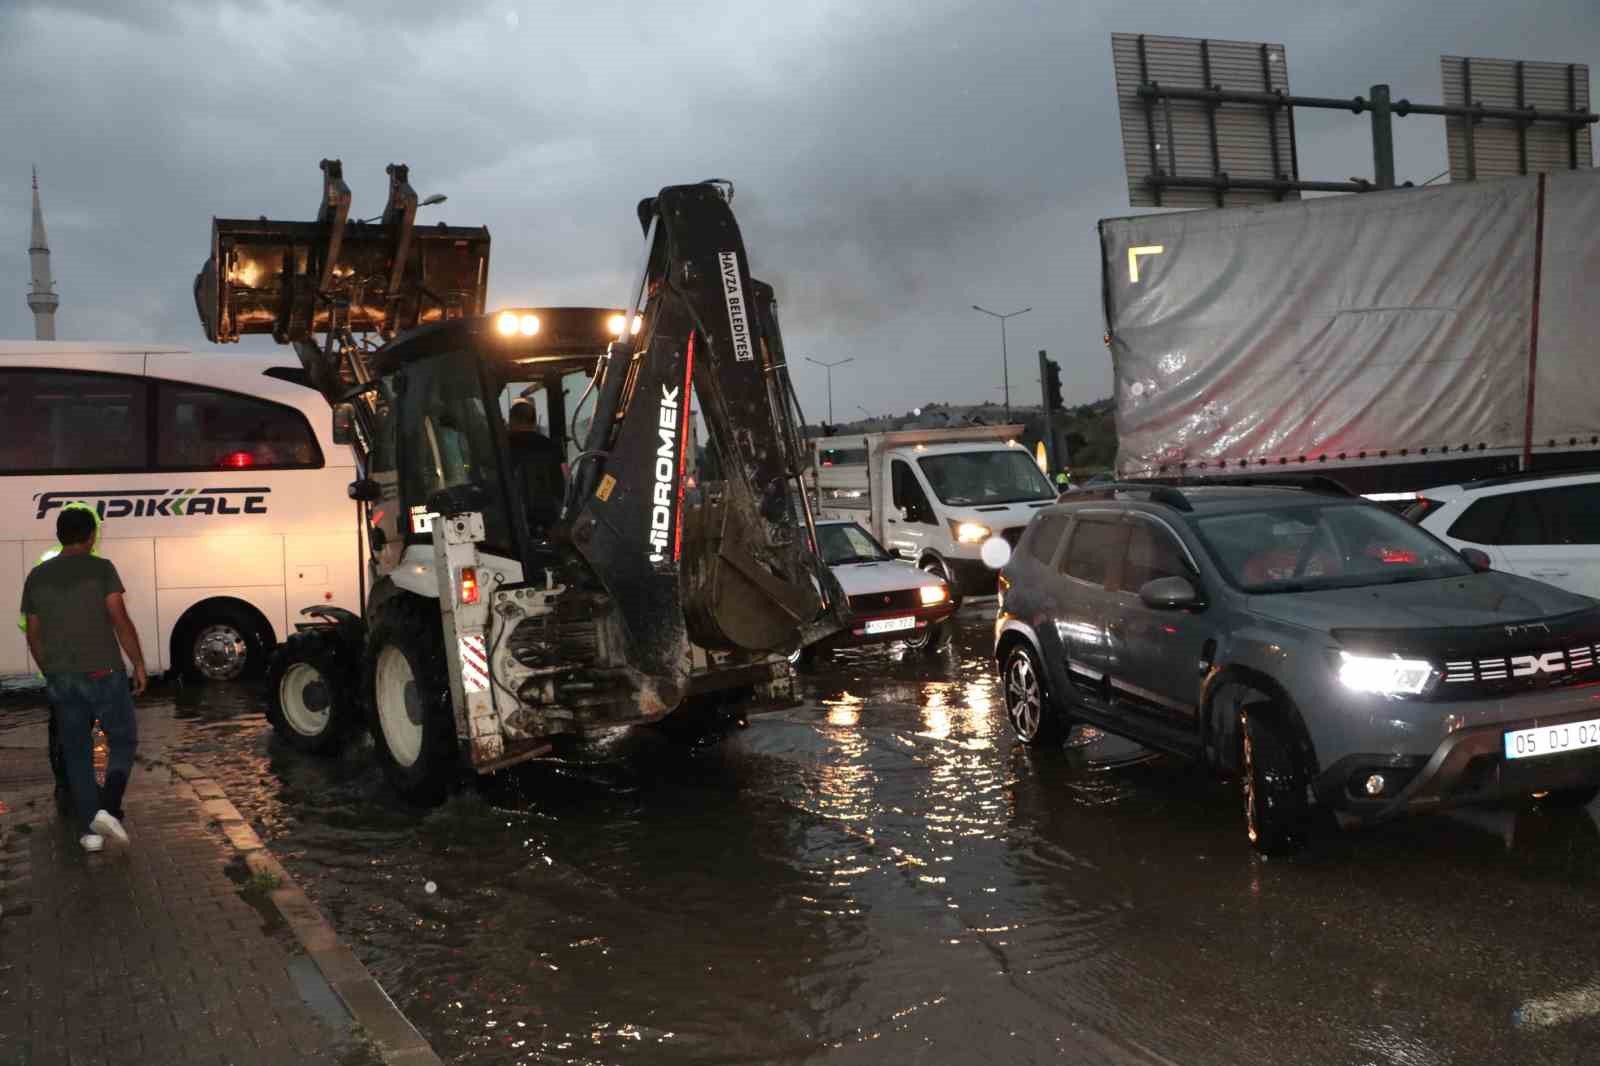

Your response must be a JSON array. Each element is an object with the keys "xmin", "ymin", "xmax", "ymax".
[
  {"xmin": 1139, "ymin": 575, "xmax": 1202, "ymax": 610},
  {"xmin": 347, "ymin": 478, "xmax": 381, "ymax": 503},
  {"xmin": 1459, "ymin": 547, "xmax": 1493, "ymax": 573}
]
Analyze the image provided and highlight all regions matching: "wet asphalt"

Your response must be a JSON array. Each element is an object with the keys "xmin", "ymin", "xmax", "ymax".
[{"xmin": 9, "ymin": 602, "xmax": 1600, "ymax": 1065}]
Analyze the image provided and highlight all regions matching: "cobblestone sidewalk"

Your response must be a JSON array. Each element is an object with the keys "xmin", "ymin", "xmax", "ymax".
[{"xmin": 0, "ymin": 741, "xmax": 385, "ymax": 1066}]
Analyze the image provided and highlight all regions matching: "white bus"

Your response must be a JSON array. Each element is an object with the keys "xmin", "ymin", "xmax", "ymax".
[{"xmin": 1, "ymin": 342, "xmax": 362, "ymax": 683}]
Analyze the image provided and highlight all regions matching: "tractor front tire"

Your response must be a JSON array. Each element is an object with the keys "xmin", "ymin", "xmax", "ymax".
[{"xmin": 265, "ymin": 628, "xmax": 360, "ymax": 755}]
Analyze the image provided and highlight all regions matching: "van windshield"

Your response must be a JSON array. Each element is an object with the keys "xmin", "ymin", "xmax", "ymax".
[
  {"xmin": 917, "ymin": 450, "xmax": 1054, "ymax": 506},
  {"xmin": 1191, "ymin": 501, "xmax": 1473, "ymax": 593}
]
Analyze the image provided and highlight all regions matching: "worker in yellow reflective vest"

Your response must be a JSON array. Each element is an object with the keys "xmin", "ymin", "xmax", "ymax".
[{"xmin": 15, "ymin": 501, "xmax": 102, "ymax": 799}]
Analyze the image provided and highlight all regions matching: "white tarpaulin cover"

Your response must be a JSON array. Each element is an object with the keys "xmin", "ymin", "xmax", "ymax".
[
  {"xmin": 1100, "ymin": 171, "xmax": 1597, "ymax": 478},
  {"xmin": 1534, "ymin": 169, "xmax": 1600, "ymax": 453}
]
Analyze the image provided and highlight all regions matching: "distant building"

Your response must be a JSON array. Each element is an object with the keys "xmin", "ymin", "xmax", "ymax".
[{"xmin": 26, "ymin": 167, "xmax": 58, "ymax": 340}]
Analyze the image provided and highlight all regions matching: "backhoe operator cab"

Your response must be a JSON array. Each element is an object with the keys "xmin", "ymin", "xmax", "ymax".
[{"xmin": 196, "ymin": 162, "xmax": 843, "ymax": 800}]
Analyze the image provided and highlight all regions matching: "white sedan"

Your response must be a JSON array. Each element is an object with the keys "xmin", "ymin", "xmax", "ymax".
[{"xmin": 796, "ymin": 520, "xmax": 956, "ymax": 664}]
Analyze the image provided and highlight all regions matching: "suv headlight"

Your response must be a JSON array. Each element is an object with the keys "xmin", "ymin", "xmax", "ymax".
[
  {"xmin": 1337, "ymin": 651, "xmax": 1435, "ymax": 696},
  {"xmin": 951, "ymin": 520, "xmax": 991, "ymax": 544}
]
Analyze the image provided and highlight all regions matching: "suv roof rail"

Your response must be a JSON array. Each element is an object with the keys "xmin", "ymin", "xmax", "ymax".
[
  {"xmin": 1462, "ymin": 466, "xmax": 1600, "ymax": 490},
  {"xmin": 1059, "ymin": 482, "xmax": 1194, "ymax": 512},
  {"xmin": 1166, "ymin": 473, "xmax": 1356, "ymax": 498},
  {"xmin": 1057, "ymin": 474, "xmax": 1361, "ymax": 512}
]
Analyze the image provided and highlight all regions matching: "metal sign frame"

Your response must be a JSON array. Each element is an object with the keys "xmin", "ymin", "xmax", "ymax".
[
  {"xmin": 1113, "ymin": 33, "xmax": 1301, "ymax": 208},
  {"xmin": 1113, "ymin": 33, "xmax": 1599, "ymax": 207},
  {"xmin": 1443, "ymin": 56, "xmax": 1594, "ymax": 181}
]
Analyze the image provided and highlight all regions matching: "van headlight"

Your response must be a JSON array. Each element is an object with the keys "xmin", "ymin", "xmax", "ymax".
[
  {"xmin": 952, "ymin": 521, "xmax": 991, "ymax": 544},
  {"xmin": 1337, "ymin": 651, "xmax": 1434, "ymax": 696}
]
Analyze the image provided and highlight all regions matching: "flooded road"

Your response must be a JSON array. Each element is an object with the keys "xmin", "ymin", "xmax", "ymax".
[{"xmin": 13, "ymin": 603, "xmax": 1600, "ymax": 1064}]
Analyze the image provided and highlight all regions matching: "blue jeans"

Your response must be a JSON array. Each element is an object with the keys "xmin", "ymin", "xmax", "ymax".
[{"xmin": 45, "ymin": 671, "xmax": 138, "ymax": 833}]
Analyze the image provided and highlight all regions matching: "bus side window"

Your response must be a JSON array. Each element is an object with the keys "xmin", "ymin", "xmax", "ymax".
[
  {"xmin": 0, "ymin": 369, "xmax": 149, "ymax": 473},
  {"xmin": 154, "ymin": 381, "xmax": 322, "ymax": 470}
]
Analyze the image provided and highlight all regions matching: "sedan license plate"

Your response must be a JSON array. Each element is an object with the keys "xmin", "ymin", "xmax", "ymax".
[
  {"xmin": 864, "ymin": 615, "xmax": 917, "ymax": 635},
  {"xmin": 1504, "ymin": 717, "xmax": 1600, "ymax": 760}
]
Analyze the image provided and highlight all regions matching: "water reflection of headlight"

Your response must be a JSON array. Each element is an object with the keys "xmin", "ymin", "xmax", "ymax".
[
  {"xmin": 921, "ymin": 706, "xmax": 952, "ymax": 740},
  {"xmin": 827, "ymin": 707, "xmax": 859, "ymax": 728}
]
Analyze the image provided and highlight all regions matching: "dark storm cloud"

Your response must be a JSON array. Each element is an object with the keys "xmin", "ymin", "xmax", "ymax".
[{"xmin": 3, "ymin": 0, "xmax": 1598, "ymax": 418}]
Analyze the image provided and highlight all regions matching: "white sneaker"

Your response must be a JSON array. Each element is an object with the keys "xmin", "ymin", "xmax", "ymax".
[
  {"xmin": 80, "ymin": 833, "xmax": 104, "ymax": 853},
  {"xmin": 90, "ymin": 810, "xmax": 129, "ymax": 845}
]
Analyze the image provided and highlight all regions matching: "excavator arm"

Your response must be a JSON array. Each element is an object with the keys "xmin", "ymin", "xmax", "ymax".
[{"xmin": 566, "ymin": 182, "xmax": 843, "ymax": 696}]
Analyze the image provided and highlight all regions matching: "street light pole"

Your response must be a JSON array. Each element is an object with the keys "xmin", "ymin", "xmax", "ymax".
[
  {"xmin": 805, "ymin": 356, "xmax": 854, "ymax": 425},
  {"xmin": 972, "ymin": 304, "xmax": 1031, "ymax": 422}
]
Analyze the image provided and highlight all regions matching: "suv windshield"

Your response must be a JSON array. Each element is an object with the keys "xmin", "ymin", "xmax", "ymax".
[
  {"xmin": 1192, "ymin": 500, "xmax": 1472, "ymax": 593},
  {"xmin": 917, "ymin": 450, "xmax": 1054, "ymax": 506},
  {"xmin": 817, "ymin": 522, "xmax": 892, "ymax": 565}
]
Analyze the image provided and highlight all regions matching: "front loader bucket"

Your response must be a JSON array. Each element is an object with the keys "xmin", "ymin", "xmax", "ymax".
[{"xmin": 193, "ymin": 160, "xmax": 491, "ymax": 405}]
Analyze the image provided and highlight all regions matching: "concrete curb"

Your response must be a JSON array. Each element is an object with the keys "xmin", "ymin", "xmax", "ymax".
[{"xmin": 170, "ymin": 762, "xmax": 444, "ymax": 1066}]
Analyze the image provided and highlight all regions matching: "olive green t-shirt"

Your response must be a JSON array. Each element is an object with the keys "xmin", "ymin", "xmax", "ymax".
[{"xmin": 19, "ymin": 554, "xmax": 126, "ymax": 674}]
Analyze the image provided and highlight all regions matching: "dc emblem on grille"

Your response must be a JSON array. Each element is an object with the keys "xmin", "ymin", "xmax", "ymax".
[
  {"xmin": 1511, "ymin": 652, "xmax": 1567, "ymax": 677},
  {"xmin": 1445, "ymin": 644, "xmax": 1597, "ymax": 683}
]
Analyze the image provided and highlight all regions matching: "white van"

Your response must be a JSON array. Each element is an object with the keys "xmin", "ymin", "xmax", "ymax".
[
  {"xmin": 807, "ymin": 425, "xmax": 1056, "ymax": 595},
  {"xmin": 1, "ymin": 342, "xmax": 361, "ymax": 682}
]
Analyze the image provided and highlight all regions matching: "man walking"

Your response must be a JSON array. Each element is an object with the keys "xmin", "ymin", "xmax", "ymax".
[
  {"xmin": 16, "ymin": 501, "xmax": 103, "ymax": 802},
  {"xmin": 19, "ymin": 507, "xmax": 146, "ymax": 853}
]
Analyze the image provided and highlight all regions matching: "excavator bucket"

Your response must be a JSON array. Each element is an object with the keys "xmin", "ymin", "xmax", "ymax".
[{"xmin": 193, "ymin": 159, "xmax": 490, "ymax": 404}]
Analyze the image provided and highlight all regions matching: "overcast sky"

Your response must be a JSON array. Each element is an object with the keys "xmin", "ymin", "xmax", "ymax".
[{"xmin": 3, "ymin": 0, "xmax": 1597, "ymax": 419}]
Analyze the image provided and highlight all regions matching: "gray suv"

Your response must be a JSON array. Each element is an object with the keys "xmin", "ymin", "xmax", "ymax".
[{"xmin": 994, "ymin": 479, "xmax": 1600, "ymax": 853}]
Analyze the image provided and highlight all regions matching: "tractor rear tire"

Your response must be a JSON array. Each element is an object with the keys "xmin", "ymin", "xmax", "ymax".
[
  {"xmin": 362, "ymin": 595, "xmax": 460, "ymax": 804},
  {"xmin": 265, "ymin": 628, "xmax": 359, "ymax": 756}
]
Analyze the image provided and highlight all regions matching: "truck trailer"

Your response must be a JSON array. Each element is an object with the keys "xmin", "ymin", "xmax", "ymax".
[{"xmin": 1099, "ymin": 168, "xmax": 1600, "ymax": 495}]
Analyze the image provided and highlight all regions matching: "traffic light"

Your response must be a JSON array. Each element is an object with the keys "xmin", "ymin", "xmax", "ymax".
[{"xmin": 1044, "ymin": 359, "xmax": 1063, "ymax": 411}]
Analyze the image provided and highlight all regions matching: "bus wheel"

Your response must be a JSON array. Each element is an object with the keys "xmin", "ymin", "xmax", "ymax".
[
  {"xmin": 265, "ymin": 629, "xmax": 358, "ymax": 755},
  {"xmin": 176, "ymin": 605, "xmax": 271, "ymax": 684},
  {"xmin": 362, "ymin": 596, "xmax": 459, "ymax": 804}
]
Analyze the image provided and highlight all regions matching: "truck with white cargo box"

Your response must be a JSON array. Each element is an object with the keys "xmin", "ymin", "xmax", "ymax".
[
  {"xmin": 807, "ymin": 425, "xmax": 1056, "ymax": 595},
  {"xmin": 1099, "ymin": 169, "xmax": 1600, "ymax": 495}
]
